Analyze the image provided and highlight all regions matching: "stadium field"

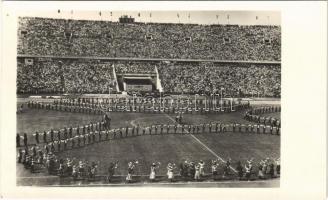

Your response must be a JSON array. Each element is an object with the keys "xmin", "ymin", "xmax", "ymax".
[{"xmin": 17, "ymin": 98, "xmax": 280, "ymax": 187}]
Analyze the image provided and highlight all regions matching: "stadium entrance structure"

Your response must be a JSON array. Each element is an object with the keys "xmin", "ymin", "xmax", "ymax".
[
  {"xmin": 115, "ymin": 64, "xmax": 162, "ymax": 95},
  {"xmin": 122, "ymin": 77, "xmax": 153, "ymax": 93}
]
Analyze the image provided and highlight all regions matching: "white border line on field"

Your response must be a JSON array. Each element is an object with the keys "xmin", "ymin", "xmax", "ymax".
[
  {"xmin": 44, "ymin": 180, "xmax": 276, "ymax": 187},
  {"xmin": 17, "ymin": 178, "xmax": 279, "ymax": 187},
  {"xmin": 164, "ymin": 114, "xmax": 237, "ymax": 173}
]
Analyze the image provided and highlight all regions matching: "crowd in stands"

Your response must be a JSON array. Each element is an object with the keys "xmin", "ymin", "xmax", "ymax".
[
  {"xmin": 17, "ymin": 59, "xmax": 116, "ymax": 94},
  {"xmin": 63, "ymin": 61, "xmax": 114, "ymax": 93},
  {"xmin": 157, "ymin": 62, "xmax": 281, "ymax": 97},
  {"xmin": 17, "ymin": 59, "xmax": 64, "ymax": 94},
  {"xmin": 17, "ymin": 58, "xmax": 280, "ymax": 97},
  {"xmin": 18, "ymin": 17, "xmax": 281, "ymax": 61},
  {"xmin": 115, "ymin": 62, "xmax": 156, "ymax": 74}
]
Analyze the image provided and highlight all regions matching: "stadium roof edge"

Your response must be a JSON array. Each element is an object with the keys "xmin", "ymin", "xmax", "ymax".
[
  {"xmin": 17, "ymin": 54, "xmax": 281, "ymax": 65},
  {"xmin": 18, "ymin": 16, "xmax": 281, "ymax": 27}
]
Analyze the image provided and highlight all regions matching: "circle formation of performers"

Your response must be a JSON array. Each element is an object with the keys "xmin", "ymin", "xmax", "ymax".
[
  {"xmin": 17, "ymin": 98, "xmax": 280, "ymax": 184},
  {"xmin": 16, "ymin": 119, "xmax": 280, "ymax": 150}
]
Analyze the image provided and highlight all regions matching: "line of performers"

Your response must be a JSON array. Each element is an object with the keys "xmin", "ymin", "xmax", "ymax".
[
  {"xmin": 27, "ymin": 99, "xmax": 250, "ymax": 115},
  {"xmin": 17, "ymin": 122, "xmax": 280, "ymax": 152},
  {"xmin": 17, "ymin": 147, "xmax": 280, "ymax": 183},
  {"xmin": 26, "ymin": 101, "xmax": 106, "ymax": 115},
  {"xmin": 55, "ymin": 98, "xmax": 247, "ymax": 110},
  {"xmin": 17, "ymin": 123, "xmax": 280, "ymax": 156},
  {"xmin": 244, "ymin": 106, "xmax": 281, "ymax": 127},
  {"xmin": 55, "ymin": 97, "xmax": 243, "ymax": 106},
  {"xmin": 16, "ymin": 114, "xmax": 111, "ymax": 147}
]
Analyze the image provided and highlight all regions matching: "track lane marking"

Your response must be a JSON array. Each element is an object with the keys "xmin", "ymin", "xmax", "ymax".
[{"xmin": 164, "ymin": 114, "xmax": 237, "ymax": 173}]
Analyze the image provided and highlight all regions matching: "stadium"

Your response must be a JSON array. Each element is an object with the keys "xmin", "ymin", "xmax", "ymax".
[{"xmin": 16, "ymin": 12, "xmax": 281, "ymax": 187}]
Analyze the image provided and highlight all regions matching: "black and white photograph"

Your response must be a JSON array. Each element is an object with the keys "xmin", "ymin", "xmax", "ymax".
[
  {"xmin": 15, "ymin": 10, "xmax": 281, "ymax": 187},
  {"xmin": 0, "ymin": 1, "xmax": 327, "ymax": 199}
]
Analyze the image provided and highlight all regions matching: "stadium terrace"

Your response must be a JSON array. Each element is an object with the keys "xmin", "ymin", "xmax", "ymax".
[{"xmin": 17, "ymin": 17, "xmax": 281, "ymax": 97}]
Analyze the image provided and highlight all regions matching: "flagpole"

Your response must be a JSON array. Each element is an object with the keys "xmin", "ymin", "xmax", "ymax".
[
  {"xmin": 71, "ymin": 10, "xmax": 73, "ymax": 20},
  {"xmin": 57, "ymin": 9, "xmax": 61, "ymax": 20}
]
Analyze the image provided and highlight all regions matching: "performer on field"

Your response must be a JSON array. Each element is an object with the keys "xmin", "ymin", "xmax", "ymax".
[
  {"xmin": 107, "ymin": 161, "xmax": 118, "ymax": 182},
  {"xmin": 35, "ymin": 131, "xmax": 40, "ymax": 144},
  {"xmin": 149, "ymin": 162, "xmax": 160, "ymax": 182},
  {"xmin": 194, "ymin": 164, "xmax": 201, "ymax": 181},
  {"xmin": 211, "ymin": 160, "xmax": 218, "ymax": 180},
  {"xmin": 57, "ymin": 130, "xmax": 61, "ymax": 141},
  {"xmin": 167, "ymin": 163, "xmax": 176, "ymax": 182},
  {"xmin": 276, "ymin": 158, "xmax": 280, "ymax": 175},
  {"xmin": 199, "ymin": 160, "xmax": 205, "ymax": 176},
  {"xmin": 16, "ymin": 133, "xmax": 21, "ymax": 147},
  {"xmin": 222, "ymin": 158, "xmax": 232, "ymax": 178},
  {"xmin": 258, "ymin": 160, "xmax": 266, "ymax": 179},
  {"xmin": 43, "ymin": 131, "xmax": 47, "ymax": 143},
  {"xmin": 245, "ymin": 161, "xmax": 253, "ymax": 181},
  {"xmin": 126, "ymin": 161, "xmax": 138, "ymax": 183},
  {"xmin": 23, "ymin": 133, "xmax": 28, "ymax": 147},
  {"xmin": 236, "ymin": 161, "xmax": 244, "ymax": 180}
]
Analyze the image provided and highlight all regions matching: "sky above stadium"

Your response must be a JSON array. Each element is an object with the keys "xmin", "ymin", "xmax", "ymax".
[{"xmin": 18, "ymin": 10, "xmax": 280, "ymax": 25}]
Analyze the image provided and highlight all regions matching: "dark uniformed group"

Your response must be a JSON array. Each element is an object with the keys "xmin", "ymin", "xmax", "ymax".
[{"xmin": 244, "ymin": 106, "xmax": 281, "ymax": 127}]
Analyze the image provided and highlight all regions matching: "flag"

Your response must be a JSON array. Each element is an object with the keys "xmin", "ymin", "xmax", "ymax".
[
  {"xmin": 110, "ymin": 12, "xmax": 112, "ymax": 16},
  {"xmin": 99, "ymin": 11, "xmax": 102, "ymax": 16},
  {"xmin": 177, "ymin": 13, "xmax": 180, "ymax": 18},
  {"xmin": 188, "ymin": 13, "xmax": 190, "ymax": 19},
  {"xmin": 58, "ymin": 9, "xmax": 61, "ymax": 14},
  {"xmin": 150, "ymin": 13, "xmax": 152, "ymax": 18},
  {"xmin": 256, "ymin": 16, "xmax": 258, "ymax": 20},
  {"xmin": 138, "ymin": 13, "xmax": 140, "ymax": 17}
]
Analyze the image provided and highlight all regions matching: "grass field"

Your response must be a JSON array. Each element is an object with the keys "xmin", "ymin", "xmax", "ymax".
[
  {"xmin": 16, "ymin": 98, "xmax": 280, "ymax": 187},
  {"xmin": 17, "ymin": 109, "xmax": 103, "ymax": 145}
]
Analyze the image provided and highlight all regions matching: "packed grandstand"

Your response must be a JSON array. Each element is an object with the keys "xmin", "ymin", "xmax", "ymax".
[{"xmin": 17, "ymin": 16, "xmax": 281, "ymax": 97}]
